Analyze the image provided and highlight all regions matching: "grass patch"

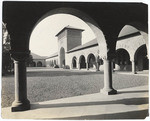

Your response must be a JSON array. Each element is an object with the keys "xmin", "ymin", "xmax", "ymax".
[{"xmin": 2, "ymin": 68, "xmax": 148, "ymax": 107}]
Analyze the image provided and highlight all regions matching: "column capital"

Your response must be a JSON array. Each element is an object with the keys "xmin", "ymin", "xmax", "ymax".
[
  {"xmin": 10, "ymin": 50, "xmax": 30, "ymax": 62},
  {"xmin": 101, "ymin": 53, "xmax": 116, "ymax": 61},
  {"xmin": 130, "ymin": 59, "xmax": 135, "ymax": 62}
]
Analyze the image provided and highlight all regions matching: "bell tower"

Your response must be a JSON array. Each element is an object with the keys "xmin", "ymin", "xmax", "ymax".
[{"xmin": 56, "ymin": 25, "xmax": 84, "ymax": 67}]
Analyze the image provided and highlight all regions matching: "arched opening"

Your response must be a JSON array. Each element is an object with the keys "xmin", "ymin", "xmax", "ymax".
[
  {"xmin": 30, "ymin": 8, "xmax": 106, "ymax": 58},
  {"xmin": 115, "ymin": 49, "xmax": 131, "ymax": 71},
  {"xmin": 37, "ymin": 61, "xmax": 42, "ymax": 67},
  {"xmin": 72, "ymin": 56, "xmax": 77, "ymax": 68},
  {"xmin": 60, "ymin": 47, "xmax": 65, "ymax": 68},
  {"xmin": 117, "ymin": 24, "xmax": 148, "ymax": 60},
  {"xmin": 87, "ymin": 53, "xmax": 96, "ymax": 69},
  {"xmin": 116, "ymin": 23, "xmax": 148, "ymax": 74},
  {"xmin": 135, "ymin": 45, "xmax": 148, "ymax": 71},
  {"xmin": 32, "ymin": 62, "xmax": 36, "ymax": 67},
  {"xmin": 79, "ymin": 55, "xmax": 86, "ymax": 69},
  {"xmin": 7, "ymin": 6, "xmax": 113, "ymax": 112}
]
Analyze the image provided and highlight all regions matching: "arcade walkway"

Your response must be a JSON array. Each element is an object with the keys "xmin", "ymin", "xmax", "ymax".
[{"xmin": 2, "ymin": 85, "xmax": 148, "ymax": 119}]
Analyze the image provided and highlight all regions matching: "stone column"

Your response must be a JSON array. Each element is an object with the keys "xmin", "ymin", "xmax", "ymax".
[
  {"xmin": 101, "ymin": 57, "xmax": 117, "ymax": 95},
  {"xmin": 10, "ymin": 51, "xmax": 30, "ymax": 112},
  {"xmin": 86, "ymin": 63, "xmax": 89, "ymax": 70},
  {"xmin": 96, "ymin": 62, "xmax": 99, "ymax": 71},
  {"xmin": 71, "ymin": 63, "xmax": 73, "ymax": 69},
  {"xmin": 78, "ymin": 63, "xmax": 81, "ymax": 70},
  {"xmin": 131, "ymin": 60, "xmax": 137, "ymax": 74}
]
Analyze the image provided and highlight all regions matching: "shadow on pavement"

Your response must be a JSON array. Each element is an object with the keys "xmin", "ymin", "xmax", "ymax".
[
  {"xmin": 118, "ymin": 90, "xmax": 148, "ymax": 94},
  {"xmin": 31, "ymin": 97, "xmax": 148, "ymax": 109},
  {"xmin": 54, "ymin": 110, "xmax": 148, "ymax": 119}
]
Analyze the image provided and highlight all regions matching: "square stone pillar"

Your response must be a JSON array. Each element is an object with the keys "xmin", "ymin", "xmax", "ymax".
[
  {"xmin": 71, "ymin": 63, "xmax": 73, "ymax": 69},
  {"xmin": 10, "ymin": 51, "xmax": 30, "ymax": 112},
  {"xmin": 100, "ymin": 57, "xmax": 117, "ymax": 95},
  {"xmin": 78, "ymin": 63, "xmax": 81, "ymax": 70},
  {"xmin": 86, "ymin": 63, "xmax": 89, "ymax": 70},
  {"xmin": 96, "ymin": 62, "xmax": 100, "ymax": 71},
  {"xmin": 131, "ymin": 60, "xmax": 137, "ymax": 74}
]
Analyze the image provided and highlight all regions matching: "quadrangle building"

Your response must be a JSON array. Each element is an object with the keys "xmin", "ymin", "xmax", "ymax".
[
  {"xmin": 33, "ymin": 25, "xmax": 148, "ymax": 73},
  {"xmin": 3, "ymin": 2, "xmax": 148, "ymax": 112}
]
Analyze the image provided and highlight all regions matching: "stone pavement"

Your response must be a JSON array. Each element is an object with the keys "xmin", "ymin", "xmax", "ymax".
[{"xmin": 1, "ymin": 85, "xmax": 149, "ymax": 119}]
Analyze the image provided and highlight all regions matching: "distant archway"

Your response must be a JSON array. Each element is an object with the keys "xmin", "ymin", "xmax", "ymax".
[
  {"xmin": 115, "ymin": 49, "xmax": 131, "ymax": 71},
  {"xmin": 135, "ymin": 45, "xmax": 148, "ymax": 71},
  {"xmin": 37, "ymin": 61, "xmax": 42, "ymax": 67},
  {"xmin": 32, "ymin": 62, "xmax": 36, "ymax": 67},
  {"xmin": 60, "ymin": 47, "xmax": 65, "ymax": 68},
  {"xmin": 87, "ymin": 53, "xmax": 96, "ymax": 69},
  {"xmin": 72, "ymin": 56, "xmax": 77, "ymax": 68},
  {"xmin": 79, "ymin": 55, "xmax": 86, "ymax": 69}
]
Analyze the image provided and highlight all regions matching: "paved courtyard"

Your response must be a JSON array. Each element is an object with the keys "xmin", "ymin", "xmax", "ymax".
[{"xmin": 2, "ymin": 67, "xmax": 148, "ymax": 108}]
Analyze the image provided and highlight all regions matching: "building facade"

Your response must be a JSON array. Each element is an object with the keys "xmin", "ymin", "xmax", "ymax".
[
  {"xmin": 46, "ymin": 25, "xmax": 148, "ymax": 73},
  {"xmin": 3, "ymin": 2, "xmax": 148, "ymax": 111},
  {"xmin": 31, "ymin": 53, "xmax": 46, "ymax": 67}
]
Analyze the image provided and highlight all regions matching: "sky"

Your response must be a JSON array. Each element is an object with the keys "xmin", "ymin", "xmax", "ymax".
[{"xmin": 29, "ymin": 14, "xmax": 96, "ymax": 57}]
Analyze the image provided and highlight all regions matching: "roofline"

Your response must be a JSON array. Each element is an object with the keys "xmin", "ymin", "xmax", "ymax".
[
  {"xmin": 67, "ymin": 43, "xmax": 98, "ymax": 53},
  {"xmin": 55, "ymin": 26, "xmax": 84, "ymax": 37},
  {"xmin": 46, "ymin": 54, "xmax": 58, "ymax": 59}
]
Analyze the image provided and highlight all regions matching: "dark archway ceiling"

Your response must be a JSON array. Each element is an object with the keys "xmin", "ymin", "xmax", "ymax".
[{"xmin": 3, "ymin": 2, "xmax": 148, "ymax": 51}]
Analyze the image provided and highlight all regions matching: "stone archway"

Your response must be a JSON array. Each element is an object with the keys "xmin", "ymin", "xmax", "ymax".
[
  {"xmin": 79, "ymin": 55, "xmax": 86, "ymax": 69},
  {"xmin": 72, "ymin": 56, "xmax": 77, "ymax": 69},
  {"xmin": 87, "ymin": 53, "xmax": 96, "ymax": 69},
  {"xmin": 117, "ymin": 23, "xmax": 148, "ymax": 74},
  {"xmin": 37, "ymin": 61, "xmax": 42, "ymax": 67},
  {"xmin": 33, "ymin": 62, "xmax": 36, "ymax": 67},
  {"xmin": 134, "ymin": 45, "xmax": 148, "ymax": 71},
  {"xmin": 60, "ymin": 47, "xmax": 65, "ymax": 68},
  {"xmin": 115, "ymin": 49, "xmax": 131, "ymax": 71}
]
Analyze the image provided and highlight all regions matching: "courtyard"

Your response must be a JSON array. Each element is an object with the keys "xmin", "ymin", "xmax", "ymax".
[{"xmin": 2, "ymin": 67, "xmax": 148, "ymax": 108}]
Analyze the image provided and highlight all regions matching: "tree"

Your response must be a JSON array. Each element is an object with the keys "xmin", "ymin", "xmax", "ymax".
[
  {"xmin": 26, "ymin": 54, "xmax": 33, "ymax": 67},
  {"xmin": 2, "ymin": 22, "xmax": 13, "ymax": 75}
]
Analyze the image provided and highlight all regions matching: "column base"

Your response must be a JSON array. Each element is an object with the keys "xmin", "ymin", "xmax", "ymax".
[
  {"xmin": 100, "ymin": 88, "xmax": 117, "ymax": 95},
  {"xmin": 11, "ymin": 99, "xmax": 30, "ymax": 112},
  {"xmin": 96, "ymin": 69, "xmax": 100, "ymax": 72},
  {"xmin": 132, "ymin": 72, "xmax": 137, "ymax": 74}
]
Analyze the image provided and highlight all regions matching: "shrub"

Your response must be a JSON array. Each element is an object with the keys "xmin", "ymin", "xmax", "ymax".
[{"xmin": 54, "ymin": 65, "xmax": 59, "ymax": 68}]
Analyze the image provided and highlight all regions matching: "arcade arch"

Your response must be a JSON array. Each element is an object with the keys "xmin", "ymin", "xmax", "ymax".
[
  {"xmin": 32, "ymin": 62, "xmax": 36, "ymax": 67},
  {"xmin": 79, "ymin": 55, "xmax": 86, "ymax": 69},
  {"xmin": 117, "ymin": 23, "xmax": 148, "ymax": 73},
  {"xmin": 87, "ymin": 53, "xmax": 96, "ymax": 69},
  {"xmin": 37, "ymin": 61, "xmax": 42, "ymax": 67},
  {"xmin": 115, "ymin": 49, "xmax": 131, "ymax": 71},
  {"xmin": 72, "ymin": 56, "xmax": 77, "ymax": 69},
  {"xmin": 134, "ymin": 45, "xmax": 148, "ymax": 71}
]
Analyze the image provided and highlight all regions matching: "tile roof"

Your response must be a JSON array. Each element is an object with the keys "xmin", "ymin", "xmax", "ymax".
[
  {"xmin": 55, "ymin": 25, "xmax": 84, "ymax": 37},
  {"xmin": 46, "ymin": 52, "xmax": 58, "ymax": 59},
  {"xmin": 31, "ymin": 52, "xmax": 47, "ymax": 59},
  {"xmin": 67, "ymin": 38, "xmax": 98, "ymax": 53}
]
